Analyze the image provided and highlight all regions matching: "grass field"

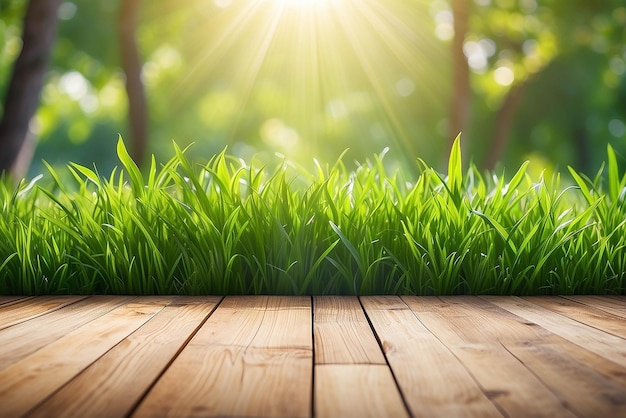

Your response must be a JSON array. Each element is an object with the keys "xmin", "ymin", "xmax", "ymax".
[{"xmin": 1, "ymin": 136, "xmax": 625, "ymax": 296}]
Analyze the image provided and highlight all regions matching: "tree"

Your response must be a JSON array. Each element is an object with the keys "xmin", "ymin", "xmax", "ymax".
[
  {"xmin": 1, "ymin": 0, "xmax": 623, "ymax": 178},
  {"xmin": 448, "ymin": 0, "xmax": 471, "ymax": 151},
  {"xmin": 0, "ymin": 0, "xmax": 61, "ymax": 177},
  {"xmin": 448, "ymin": 0, "xmax": 625, "ymax": 171},
  {"xmin": 483, "ymin": 80, "xmax": 527, "ymax": 170},
  {"xmin": 119, "ymin": 0, "xmax": 148, "ymax": 167},
  {"xmin": 476, "ymin": 2, "xmax": 553, "ymax": 171}
]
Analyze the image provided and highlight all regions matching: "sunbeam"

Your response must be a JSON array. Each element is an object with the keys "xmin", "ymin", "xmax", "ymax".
[
  {"xmin": 280, "ymin": 0, "xmax": 329, "ymax": 8},
  {"xmin": 151, "ymin": 0, "xmax": 445, "ymax": 165}
]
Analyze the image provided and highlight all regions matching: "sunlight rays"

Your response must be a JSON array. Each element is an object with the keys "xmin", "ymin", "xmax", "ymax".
[
  {"xmin": 227, "ymin": 2, "xmax": 287, "ymax": 138},
  {"xmin": 162, "ymin": 0, "xmax": 442, "ymax": 163},
  {"xmin": 331, "ymin": 0, "xmax": 424, "ymax": 157},
  {"xmin": 280, "ymin": 0, "xmax": 329, "ymax": 8}
]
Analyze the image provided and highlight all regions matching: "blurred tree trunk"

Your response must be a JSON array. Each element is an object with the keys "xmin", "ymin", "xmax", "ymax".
[
  {"xmin": 574, "ymin": 126, "xmax": 591, "ymax": 173},
  {"xmin": 119, "ymin": 0, "xmax": 148, "ymax": 167},
  {"xmin": 0, "ymin": 0, "xmax": 61, "ymax": 177},
  {"xmin": 483, "ymin": 83, "xmax": 527, "ymax": 171},
  {"xmin": 448, "ymin": 0, "xmax": 471, "ymax": 151}
]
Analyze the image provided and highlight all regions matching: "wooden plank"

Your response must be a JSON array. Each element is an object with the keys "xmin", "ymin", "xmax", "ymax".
[
  {"xmin": 405, "ymin": 296, "xmax": 581, "ymax": 417},
  {"xmin": 0, "ymin": 295, "xmax": 135, "ymax": 370},
  {"xmin": 485, "ymin": 296, "xmax": 626, "ymax": 367},
  {"xmin": 504, "ymin": 341, "xmax": 626, "ymax": 417},
  {"xmin": 0, "ymin": 297, "xmax": 173, "ymax": 418},
  {"xmin": 360, "ymin": 296, "xmax": 502, "ymax": 417},
  {"xmin": 563, "ymin": 295, "xmax": 626, "ymax": 319},
  {"xmin": 475, "ymin": 296, "xmax": 626, "ymax": 416},
  {"xmin": 313, "ymin": 296, "xmax": 385, "ymax": 364},
  {"xmin": 547, "ymin": 334, "xmax": 626, "ymax": 389},
  {"xmin": 313, "ymin": 297, "xmax": 406, "ymax": 418},
  {"xmin": 0, "ymin": 296, "xmax": 29, "ymax": 305},
  {"xmin": 315, "ymin": 365, "xmax": 409, "ymax": 418},
  {"xmin": 524, "ymin": 296, "xmax": 626, "ymax": 338},
  {"xmin": 0, "ymin": 295, "xmax": 86, "ymax": 330},
  {"xmin": 27, "ymin": 297, "xmax": 221, "ymax": 418},
  {"xmin": 132, "ymin": 296, "xmax": 312, "ymax": 418}
]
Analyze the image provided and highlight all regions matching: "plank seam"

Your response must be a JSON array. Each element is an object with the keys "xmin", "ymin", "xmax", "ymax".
[
  {"xmin": 0, "ymin": 296, "xmax": 33, "ymax": 307},
  {"xmin": 18, "ymin": 296, "xmax": 149, "ymax": 417},
  {"xmin": 0, "ymin": 295, "xmax": 90, "ymax": 331},
  {"xmin": 560, "ymin": 295, "xmax": 626, "ymax": 320},
  {"xmin": 498, "ymin": 341, "xmax": 584, "ymax": 418},
  {"xmin": 358, "ymin": 297, "xmax": 413, "ymax": 418},
  {"xmin": 402, "ymin": 296, "xmax": 513, "ymax": 418},
  {"xmin": 125, "ymin": 296, "xmax": 225, "ymax": 418},
  {"xmin": 520, "ymin": 297, "xmax": 626, "ymax": 341}
]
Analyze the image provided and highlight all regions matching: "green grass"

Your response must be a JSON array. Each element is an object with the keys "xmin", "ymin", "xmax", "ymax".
[{"xmin": 1, "ymin": 135, "xmax": 625, "ymax": 295}]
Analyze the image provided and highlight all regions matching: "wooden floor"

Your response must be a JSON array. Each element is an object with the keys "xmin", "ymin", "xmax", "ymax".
[{"xmin": 0, "ymin": 296, "xmax": 625, "ymax": 417}]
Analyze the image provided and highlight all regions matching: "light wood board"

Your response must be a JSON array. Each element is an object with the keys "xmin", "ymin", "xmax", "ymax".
[
  {"xmin": 0, "ymin": 295, "xmax": 622, "ymax": 417},
  {"xmin": 0, "ymin": 297, "xmax": 172, "ymax": 417},
  {"xmin": 27, "ymin": 297, "xmax": 221, "ymax": 418},
  {"xmin": 0, "ymin": 295, "xmax": 86, "ymax": 330},
  {"xmin": 133, "ymin": 296, "xmax": 313, "ymax": 418},
  {"xmin": 361, "ymin": 296, "xmax": 503, "ymax": 417}
]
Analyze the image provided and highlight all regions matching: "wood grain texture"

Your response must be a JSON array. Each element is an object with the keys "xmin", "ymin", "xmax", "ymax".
[
  {"xmin": 132, "ymin": 296, "xmax": 312, "ymax": 418},
  {"xmin": 504, "ymin": 340, "xmax": 626, "ymax": 417},
  {"xmin": 361, "ymin": 296, "xmax": 503, "ymax": 417},
  {"xmin": 562, "ymin": 295, "xmax": 626, "ymax": 319},
  {"xmin": 0, "ymin": 295, "xmax": 86, "ymax": 330},
  {"xmin": 524, "ymin": 296, "xmax": 626, "ymax": 338},
  {"xmin": 0, "ymin": 297, "xmax": 172, "ymax": 417},
  {"xmin": 485, "ymin": 296, "xmax": 626, "ymax": 367},
  {"xmin": 0, "ymin": 296, "xmax": 29, "ymax": 306},
  {"xmin": 26, "ymin": 297, "xmax": 221, "ymax": 418},
  {"xmin": 403, "ymin": 296, "xmax": 576, "ymax": 418},
  {"xmin": 0, "ymin": 295, "xmax": 135, "ymax": 371},
  {"xmin": 315, "ymin": 365, "xmax": 408, "ymax": 418},
  {"xmin": 0, "ymin": 296, "xmax": 624, "ymax": 417},
  {"xmin": 478, "ymin": 296, "xmax": 626, "ymax": 416},
  {"xmin": 313, "ymin": 296, "xmax": 385, "ymax": 364}
]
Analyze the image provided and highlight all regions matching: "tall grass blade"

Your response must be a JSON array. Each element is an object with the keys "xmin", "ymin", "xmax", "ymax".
[{"xmin": 446, "ymin": 133, "xmax": 463, "ymax": 205}]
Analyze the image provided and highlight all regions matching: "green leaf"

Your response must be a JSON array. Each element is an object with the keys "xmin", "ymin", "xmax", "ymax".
[
  {"xmin": 329, "ymin": 221, "xmax": 366, "ymax": 281},
  {"xmin": 504, "ymin": 160, "xmax": 529, "ymax": 199},
  {"xmin": 607, "ymin": 144, "xmax": 619, "ymax": 203},
  {"xmin": 300, "ymin": 239, "xmax": 340, "ymax": 294},
  {"xmin": 447, "ymin": 133, "xmax": 463, "ymax": 199},
  {"xmin": 472, "ymin": 209, "xmax": 517, "ymax": 253},
  {"xmin": 70, "ymin": 163, "xmax": 100, "ymax": 187},
  {"xmin": 568, "ymin": 166, "xmax": 594, "ymax": 206},
  {"xmin": 117, "ymin": 135, "xmax": 144, "ymax": 196}
]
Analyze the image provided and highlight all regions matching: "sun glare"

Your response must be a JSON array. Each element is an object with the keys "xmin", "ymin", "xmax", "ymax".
[
  {"xmin": 281, "ymin": 0, "xmax": 328, "ymax": 7},
  {"xmin": 170, "ymin": 0, "xmax": 440, "ymax": 162}
]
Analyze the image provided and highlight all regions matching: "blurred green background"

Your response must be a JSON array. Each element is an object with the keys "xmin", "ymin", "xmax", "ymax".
[{"xmin": 1, "ymin": 0, "xmax": 625, "ymax": 179}]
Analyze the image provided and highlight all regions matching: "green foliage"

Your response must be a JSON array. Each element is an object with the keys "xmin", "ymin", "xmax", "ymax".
[
  {"xmin": 0, "ymin": 137, "xmax": 625, "ymax": 296},
  {"xmin": 2, "ymin": 0, "xmax": 618, "ymax": 179}
]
